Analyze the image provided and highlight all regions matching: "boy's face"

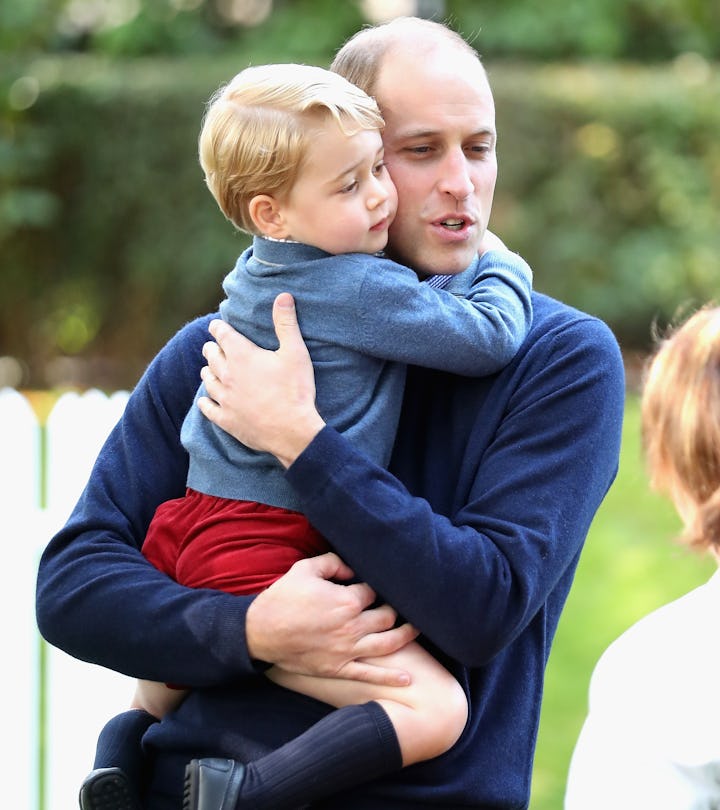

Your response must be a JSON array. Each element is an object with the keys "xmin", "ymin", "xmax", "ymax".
[{"xmin": 278, "ymin": 124, "xmax": 397, "ymax": 256}]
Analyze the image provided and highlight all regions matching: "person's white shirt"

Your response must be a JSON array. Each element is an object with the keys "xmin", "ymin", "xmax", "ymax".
[{"xmin": 565, "ymin": 570, "xmax": 720, "ymax": 809}]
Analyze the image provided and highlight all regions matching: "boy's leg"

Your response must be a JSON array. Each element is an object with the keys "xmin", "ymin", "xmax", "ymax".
[
  {"xmin": 184, "ymin": 701, "xmax": 402, "ymax": 810},
  {"xmin": 79, "ymin": 768, "xmax": 142, "ymax": 810},
  {"xmin": 93, "ymin": 708, "xmax": 157, "ymax": 782},
  {"xmin": 79, "ymin": 708, "xmax": 156, "ymax": 810},
  {"xmin": 270, "ymin": 639, "xmax": 469, "ymax": 765}
]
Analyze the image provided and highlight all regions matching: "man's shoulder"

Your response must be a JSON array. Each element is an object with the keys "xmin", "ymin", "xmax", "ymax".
[
  {"xmin": 173, "ymin": 312, "xmax": 216, "ymax": 340},
  {"xmin": 145, "ymin": 313, "xmax": 217, "ymax": 382},
  {"xmin": 531, "ymin": 290, "xmax": 600, "ymax": 324},
  {"xmin": 530, "ymin": 292, "xmax": 619, "ymax": 348},
  {"xmin": 514, "ymin": 293, "xmax": 624, "ymax": 398}
]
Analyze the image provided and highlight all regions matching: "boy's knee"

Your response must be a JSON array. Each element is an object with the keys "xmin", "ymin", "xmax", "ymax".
[
  {"xmin": 413, "ymin": 677, "xmax": 468, "ymax": 760},
  {"xmin": 436, "ymin": 677, "xmax": 469, "ymax": 752}
]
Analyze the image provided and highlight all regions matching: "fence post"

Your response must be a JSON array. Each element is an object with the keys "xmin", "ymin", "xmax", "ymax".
[
  {"xmin": 0, "ymin": 388, "xmax": 44, "ymax": 809},
  {"xmin": 42, "ymin": 389, "xmax": 136, "ymax": 810}
]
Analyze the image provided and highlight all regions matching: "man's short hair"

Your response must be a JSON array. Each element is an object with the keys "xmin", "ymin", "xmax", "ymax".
[{"xmin": 331, "ymin": 16, "xmax": 481, "ymax": 100}]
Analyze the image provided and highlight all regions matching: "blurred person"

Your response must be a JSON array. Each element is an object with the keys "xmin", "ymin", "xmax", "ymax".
[
  {"xmin": 36, "ymin": 16, "xmax": 625, "ymax": 810},
  {"xmin": 565, "ymin": 305, "xmax": 720, "ymax": 810},
  {"xmin": 78, "ymin": 61, "xmax": 533, "ymax": 810}
]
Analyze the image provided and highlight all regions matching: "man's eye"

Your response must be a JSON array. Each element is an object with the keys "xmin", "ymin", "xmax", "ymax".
[
  {"xmin": 406, "ymin": 145, "xmax": 431, "ymax": 155},
  {"xmin": 467, "ymin": 143, "xmax": 492, "ymax": 156}
]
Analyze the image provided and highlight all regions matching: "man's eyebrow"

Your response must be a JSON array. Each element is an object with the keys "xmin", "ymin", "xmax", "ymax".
[
  {"xmin": 393, "ymin": 128, "xmax": 437, "ymax": 140},
  {"xmin": 392, "ymin": 126, "xmax": 496, "ymax": 140}
]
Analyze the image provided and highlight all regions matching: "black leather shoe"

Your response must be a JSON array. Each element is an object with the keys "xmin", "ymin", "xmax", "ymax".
[
  {"xmin": 183, "ymin": 758, "xmax": 245, "ymax": 810},
  {"xmin": 79, "ymin": 767, "xmax": 143, "ymax": 809}
]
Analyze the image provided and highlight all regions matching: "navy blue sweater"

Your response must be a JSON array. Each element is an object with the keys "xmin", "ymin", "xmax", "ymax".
[{"xmin": 36, "ymin": 291, "xmax": 624, "ymax": 809}]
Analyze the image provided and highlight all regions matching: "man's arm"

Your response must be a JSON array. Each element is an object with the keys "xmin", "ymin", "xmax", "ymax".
[
  {"xmin": 199, "ymin": 294, "xmax": 625, "ymax": 665},
  {"xmin": 36, "ymin": 313, "xmax": 415, "ymax": 686},
  {"xmin": 35, "ymin": 316, "xmax": 255, "ymax": 684}
]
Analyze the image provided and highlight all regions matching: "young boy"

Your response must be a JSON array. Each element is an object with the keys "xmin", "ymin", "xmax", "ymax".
[{"xmin": 79, "ymin": 63, "xmax": 533, "ymax": 810}]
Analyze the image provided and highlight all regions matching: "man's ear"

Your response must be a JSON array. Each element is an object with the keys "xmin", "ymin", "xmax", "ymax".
[{"xmin": 249, "ymin": 194, "xmax": 289, "ymax": 239}]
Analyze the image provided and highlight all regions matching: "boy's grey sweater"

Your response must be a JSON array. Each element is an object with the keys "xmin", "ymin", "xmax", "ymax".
[{"xmin": 182, "ymin": 236, "xmax": 532, "ymax": 510}]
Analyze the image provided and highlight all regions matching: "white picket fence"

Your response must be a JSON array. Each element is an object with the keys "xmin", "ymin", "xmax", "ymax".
[{"xmin": 1, "ymin": 387, "xmax": 137, "ymax": 810}]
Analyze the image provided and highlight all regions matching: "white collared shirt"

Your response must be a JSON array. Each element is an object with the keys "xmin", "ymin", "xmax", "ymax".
[{"xmin": 565, "ymin": 571, "xmax": 720, "ymax": 809}]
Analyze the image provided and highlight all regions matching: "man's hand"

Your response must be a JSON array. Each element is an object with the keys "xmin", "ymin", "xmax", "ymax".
[
  {"xmin": 198, "ymin": 292, "xmax": 326, "ymax": 468},
  {"xmin": 247, "ymin": 552, "xmax": 418, "ymax": 687}
]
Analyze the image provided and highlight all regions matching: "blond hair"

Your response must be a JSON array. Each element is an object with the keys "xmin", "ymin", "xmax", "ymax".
[
  {"xmin": 199, "ymin": 63, "xmax": 384, "ymax": 234},
  {"xmin": 330, "ymin": 16, "xmax": 482, "ymax": 100},
  {"xmin": 642, "ymin": 306, "xmax": 720, "ymax": 553}
]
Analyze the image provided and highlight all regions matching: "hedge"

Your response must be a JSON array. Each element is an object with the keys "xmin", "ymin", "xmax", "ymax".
[{"xmin": 2, "ymin": 54, "xmax": 718, "ymax": 388}]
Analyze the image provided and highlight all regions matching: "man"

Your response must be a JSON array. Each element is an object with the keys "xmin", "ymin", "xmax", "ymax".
[{"xmin": 36, "ymin": 17, "xmax": 625, "ymax": 809}]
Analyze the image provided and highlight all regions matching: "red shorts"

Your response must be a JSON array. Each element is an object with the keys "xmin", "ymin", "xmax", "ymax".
[{"xmin": 142, "ymin": 489, "xmax": 330, "ymax": 596}]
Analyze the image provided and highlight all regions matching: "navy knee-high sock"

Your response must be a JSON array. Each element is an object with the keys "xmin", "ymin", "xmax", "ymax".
[
  {"xmin": 93, "ymin": 708, "xmax": 156, "ymax": 787},
  {"xmin": 236, "ymin": 701, "xmax": 402, "ymax": 809}
]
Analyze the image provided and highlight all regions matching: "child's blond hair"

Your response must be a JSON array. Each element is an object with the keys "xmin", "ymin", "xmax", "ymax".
[
  {"xmin": 199, "ymin": 63, "xmax": 384, "ymax": 234},
  {"xmin": 642, "ymin": 305, "xmax": 720, "ymax": 553}
]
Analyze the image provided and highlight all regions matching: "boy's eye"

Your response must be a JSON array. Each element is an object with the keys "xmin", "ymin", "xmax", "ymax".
[
  {"xmin": 340, "ymin": 180, "xmax": 358, "ymax": 194},
  {"xmin": 372, "ymin": 161, "xmax": 387, "ymax": 176}
]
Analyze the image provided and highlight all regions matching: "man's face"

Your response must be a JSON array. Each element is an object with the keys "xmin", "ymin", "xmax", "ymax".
[{"xmin": 374, "ymin": 44, "xmax": 497, "ymax": 277}]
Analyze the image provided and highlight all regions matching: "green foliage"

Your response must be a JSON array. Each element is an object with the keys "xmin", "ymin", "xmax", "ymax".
[
  {"xmin": 3, "ymin": 0, "xmax": 720, "ymax": 61},
  {"xmin": 449, "ymin": 0, "xmax": 720, "ymax": 60},
  {"xmin": 0, "ymin": 0, "xmax": 64, "ymax": 54},
  {"xmin": 491, "ymin": 61, "xmax": 720, "ymax": 348},
  {"xmin": 530, "ymin": 394, "xmax": 716, "ymax": 809},
  {"xmin": 2, "ymin": 55, "xmax": 718, "ymax": 387},
  {"xmin": 13, "ymin": 0, "xmax": 365, "ymax": 61}
]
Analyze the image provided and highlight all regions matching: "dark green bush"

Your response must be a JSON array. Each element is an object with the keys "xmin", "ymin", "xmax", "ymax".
[
  {"xmin": 6, "ymin": 0, "xmax": 719, "ymax": 62},
  {"xmin": 449, "ymin": 0, "xmax": 720, "ymax": 60},
  {"xmin": 1, "ymin": 55, "xmax": 718, "ymax": 388},
  {"xmin": 492, "ymin": 61, "xmax": 720, "ymax": 348}
]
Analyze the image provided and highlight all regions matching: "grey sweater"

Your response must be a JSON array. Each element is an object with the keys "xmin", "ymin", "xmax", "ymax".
[{"xmin": 182, "ymin": 237, "xmax": 532, "ymax": 510}]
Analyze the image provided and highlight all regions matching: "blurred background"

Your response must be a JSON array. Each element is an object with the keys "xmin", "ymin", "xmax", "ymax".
[
  {"xmin": 2, "ymin": 0, "xmax": 718, "ymax": 391},
  {"xmin": 2, "ymin": 1, "xmax": 718, "ymax": 808}
]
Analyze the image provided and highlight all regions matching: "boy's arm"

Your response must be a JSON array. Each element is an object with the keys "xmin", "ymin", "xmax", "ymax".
[{"xmin": 352, "ymin": 250, "xmax": 532, "ymax": 376}]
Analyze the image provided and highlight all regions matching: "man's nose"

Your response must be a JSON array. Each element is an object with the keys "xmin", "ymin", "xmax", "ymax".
[{"xmin": 438, "ymin": 150, "xmax": 474, "ymax": 201}]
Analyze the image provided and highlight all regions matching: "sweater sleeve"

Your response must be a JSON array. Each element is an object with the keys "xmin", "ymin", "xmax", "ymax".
[
  {"xmin": 354, "ymin": 249, "xmax": 532, "ymax": 375},
  {"xmin": 35, "ymin": 316, "xmax": 261, "ymax": 685},
  {"xmin": 285, "ymin": 310, "xmax": 625, "ymax": 666}
]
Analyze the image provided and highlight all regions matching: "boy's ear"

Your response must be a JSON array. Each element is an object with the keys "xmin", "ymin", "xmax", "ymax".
[{"xmin": 249, "ymin": 194, "xmax": 289, "ymax": 239}]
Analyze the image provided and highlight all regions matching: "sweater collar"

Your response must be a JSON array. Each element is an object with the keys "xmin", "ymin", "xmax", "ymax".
[
  {"xmin": 252, "ymin": 236, "xmax": 332, "ymax": 267},
  {"xmin": 250, "ymin": 235, "xmax": 479, "ymax": 286}
]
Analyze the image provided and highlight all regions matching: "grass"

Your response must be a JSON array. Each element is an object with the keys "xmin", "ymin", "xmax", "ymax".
[{"xmin": 529, "ymin": 393, "xmax": 715, "ymax": 809}]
